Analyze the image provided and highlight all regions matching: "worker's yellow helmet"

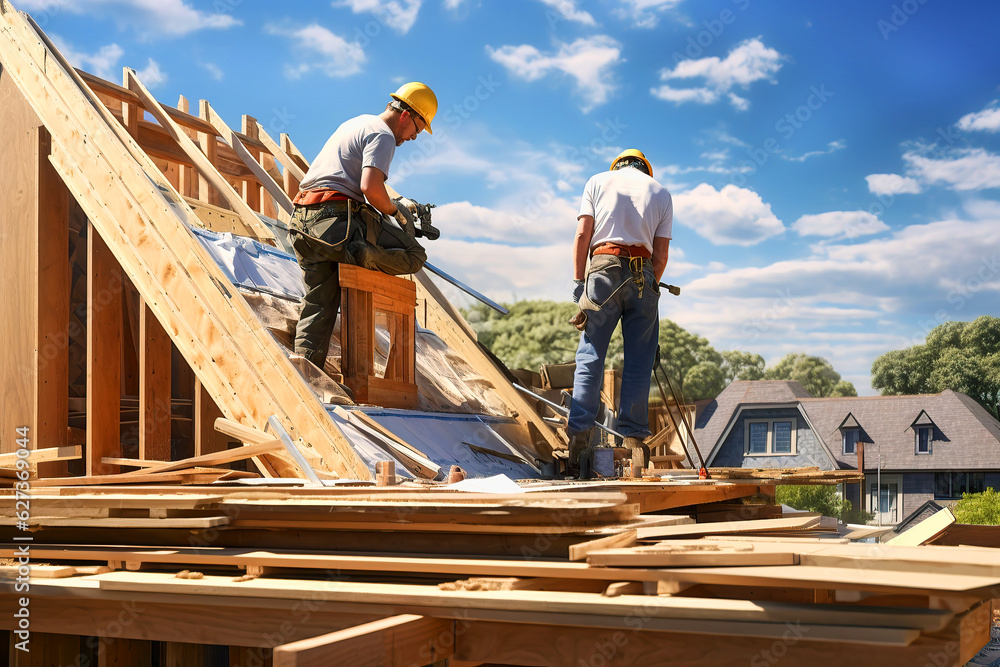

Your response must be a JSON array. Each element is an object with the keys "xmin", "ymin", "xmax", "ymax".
[
  {"xmin": 610, "ymin": 149, "xmax": 652, "ymax": 178},
  {"xmin": 391, "ymin": 82, "xmax": 438, "ymax": 134}
]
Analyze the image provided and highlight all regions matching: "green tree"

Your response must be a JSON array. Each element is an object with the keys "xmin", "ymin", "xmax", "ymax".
[
  {"xmin": 953, "ymin": 488, "xmax": 1000, "ymax": 525},
  {"xmin": 463, "ymin": 300, "xmax": 584, "ymax": 370},
  {"xmin": 776, "ymin": 485, "xmax": 871, "ymax": 524},
  {"xmin": 765, "ymin": 353, "xmax": 857, "ymax": 397},
  {"xmin": 871, "ymin": 316, "xmax": 1000, "ymax": 418},
  {"xmin": 721, "ymin": 350, "xmax": 766, "ymax": 384}
]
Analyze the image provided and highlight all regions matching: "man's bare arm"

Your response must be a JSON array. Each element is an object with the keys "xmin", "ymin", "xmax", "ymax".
[
  {"xmin": 652, "ymin": 237, "xmax": 670, "ymax": 282},
  {"xmin": 360, "ymin": 166, "xmax": 396, "ymax": 216},
  {"xmin": 574, "ymin": 215, "xmax": 595, "ymax": 280}
]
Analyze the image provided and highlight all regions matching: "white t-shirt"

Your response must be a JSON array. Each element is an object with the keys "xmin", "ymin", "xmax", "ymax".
[
  {"xmin": 299, "ymin": 114, "xmax": 396, "ymax": 201},
  {"xmin": 578, "ymin": 168, "xmax": 673, "ymax": 252}
]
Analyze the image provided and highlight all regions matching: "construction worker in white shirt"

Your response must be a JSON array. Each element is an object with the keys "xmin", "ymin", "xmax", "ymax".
[
  {"xmin": 567, "ymin": 149, "xmax": 673, "ymax": 478},
  {"xmin": 289, "ymin": 82, "xmax": 437, "ymax": 368}
]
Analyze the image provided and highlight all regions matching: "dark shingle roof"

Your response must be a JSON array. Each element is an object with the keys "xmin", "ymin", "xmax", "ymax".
[{"xmin": 694, "ymin": 381, "xmax": 1000, "ymax": 470}]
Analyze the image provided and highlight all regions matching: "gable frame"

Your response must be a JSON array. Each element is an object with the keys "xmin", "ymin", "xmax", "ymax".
[{"xmin": 0, "ymin": 4, "xmax": 372, "ymax": 479}]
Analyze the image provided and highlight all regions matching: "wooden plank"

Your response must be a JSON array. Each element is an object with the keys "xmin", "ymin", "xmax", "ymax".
[
  {"xmin": 122, "ymin": 438, "xmax": 281, "ymax": 476},
  {"xmin": 887, "ymin": 507, "xmax": 955, "ymax": 546},
  {"xmin": 139, "ymin": 298, "xmax": 172, "ymax": 461},
  {"xmin": 30, "ymin": 468, "xmax": 248, "ymax": 487},
  {"xmin": 452, "ymin": 620, "xmax": 944, "ymax": 667},
  {"xmin": 637, "ymin": 514, "xmax": 824, "ymax": 540},
  {"xmin": 568, "ymin": 529, "xmax": 638, "ymax": 561},
  {"xmin": 87, "ymin": 221, "xmax": 122, "ymax": 476},
  {"xmin": 2, "ymin": 515, "xmax": 231, "ymax": 528},
  {"xmin": 0, "ymin": 13, "xmax": 370, "ymax": 479},
  {"xmin": 85, "ymin": 571, "xmax": 946, "ymax": 642},
  {"xmin": 587, "ymin": 545, "xmax": 799, "ymax": 568},
  {"xmin": 0, "ymin": 445, "xmax": 80, "ymax": 466},
  {"xmin": 214, "ymin": 417, "xmax": 275, "ymax": 446},
  {"xmin": 272, "ymin": 614, "xmax": 453, "ymax": 667}
]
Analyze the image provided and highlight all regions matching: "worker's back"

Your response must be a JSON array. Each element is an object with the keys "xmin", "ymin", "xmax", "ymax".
[{"xmin": 580, "ymin": 168, "xmax": 673, "ymax": 252}]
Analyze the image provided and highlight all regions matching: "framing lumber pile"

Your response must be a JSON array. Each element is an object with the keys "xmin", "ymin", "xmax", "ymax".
[{"xmin": 2, "ymin": 478, "xmax": 997, "ymax": 666}]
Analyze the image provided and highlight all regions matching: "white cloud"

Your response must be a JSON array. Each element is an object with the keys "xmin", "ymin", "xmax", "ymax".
[
  {"xmin": 614, "ymin": 0, "xmax": 683, "ymax": 28},
  {"xmin": 957, "ymin": 100, "xmax": 1000, "ymax": 133},
  {"xmin": 904, "ymin": 147, "xmax": 1000, "ymax": 191},
  {"xmin": 536, "ymin": 0, "xmax": 595, "ymax": 25},
  {"xmin": 333, "ymin": 0, "xmax": 422, "ymax": 34},
  {"xmin": 487, "ymin": 36, "xmax": 622, "ymax": 111},
  {"xmin": 266, "ymin": 23, "xmax": 366, "ymax": 78},
  {"xmin": 792, "ymin": 211, "xmax": 888, "ymax": 239},
  {"xmin": 865, "ymin": 173, "xmax": 922, "ymax": 196},
  {"xmin": 50, "ymin": 36, "xmax": 123, "ymax": 80},
  {"xmin": 673, "ymin": 183, "xmax": 784, "ymax": 246},
  {"xmin": 651, "ymin": 38, "xmax": 783, "ymax": 110},
  {"xmin": 201, "ymin": 62, "xmax": 224, "ymax": 81},
  {"xmin": 784, "ymin": 140, "xmax": 845, "ymax": 162},
  {"xmin": 20, "ymin": 0, "xmax": 239, "ymax": 38},
  {"xmin": 135, "ymin": 58, "xmax": 166, "ymax": 88}
]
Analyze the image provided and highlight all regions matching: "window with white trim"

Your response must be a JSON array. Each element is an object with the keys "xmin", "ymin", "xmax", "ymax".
[
  {"xmin": 915, "ymin": 426, "xmax": 933, "ymax": 454},
  {"xmin": 744, "ymin": 418, "xmax": 797, "ymax": 456},
  {"xmin": 842, "ymin": 428, "xmax": 859, "ymax": 455}
]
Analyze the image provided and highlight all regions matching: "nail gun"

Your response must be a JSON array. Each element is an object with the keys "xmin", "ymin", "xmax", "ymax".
[{"xmin": 396, "ymin": 197, "xmax": 440, "ymax": 240}]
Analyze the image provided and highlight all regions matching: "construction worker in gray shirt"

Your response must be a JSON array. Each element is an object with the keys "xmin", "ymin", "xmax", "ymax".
[
  {"xmin": 567, "ymin": 149, "xmax": 673, "ymax": 478},
  {"xmin": 290, "ymin": 82, "xmax": 437, "ymax": 368}
]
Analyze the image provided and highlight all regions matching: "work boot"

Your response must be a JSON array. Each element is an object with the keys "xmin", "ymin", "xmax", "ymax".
[{"xmin": 624, "ymin": 436, "xmax": 651, "ymax": 469}]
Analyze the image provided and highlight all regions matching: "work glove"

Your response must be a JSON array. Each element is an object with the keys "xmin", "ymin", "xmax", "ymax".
[
  {"xmin": 391, "ymin": 197, "xmax": 418, "ymax": 237},
  {"xmin": 572, "ymin": 279, "xmax": 585, "ymax": 304}
]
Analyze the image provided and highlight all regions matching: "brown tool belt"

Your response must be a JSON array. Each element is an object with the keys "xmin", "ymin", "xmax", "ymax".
[
  {"xmin": 592, "ymin": 242, "xmax": 651, "ymax": 259},
  {"xmin": 292, "ymin": 188, "xmax": 361, "ymax": 207}
]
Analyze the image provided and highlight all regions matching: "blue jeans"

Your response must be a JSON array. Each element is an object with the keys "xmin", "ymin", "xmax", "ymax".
[{"xmin": 568, "ymin": 254, "xmax": 659, "ymax": 439}]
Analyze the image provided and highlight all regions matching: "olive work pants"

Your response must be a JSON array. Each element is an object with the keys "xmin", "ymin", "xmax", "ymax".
[{"xmin": 291, "ymin": 202, "xmax": 427, "ymax": 367}]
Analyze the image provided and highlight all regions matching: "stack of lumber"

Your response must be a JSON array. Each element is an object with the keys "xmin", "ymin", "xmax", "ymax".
[{"xmin": 1, "ymin": 478, "xmax": 996, "ymax": 665}]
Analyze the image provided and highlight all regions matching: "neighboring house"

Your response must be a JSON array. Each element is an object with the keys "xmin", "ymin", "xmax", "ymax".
[{"xmin": 694, "ymin": 381, "xmax": 1000, "ymax": 526}]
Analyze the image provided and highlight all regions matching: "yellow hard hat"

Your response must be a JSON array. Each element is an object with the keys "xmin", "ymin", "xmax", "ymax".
[
  {"xmin": 391, "ymin": 82, "xmax": 438, "ymax": 134},
  {"xmin": 610, "ymin": 149, "xmax": 652, "ymax": 178}
]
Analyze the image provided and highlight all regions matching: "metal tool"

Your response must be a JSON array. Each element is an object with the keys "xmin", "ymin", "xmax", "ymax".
[
  {"xmin": 512, "ymin": 383, "xmax": 626, "ymax": 440},
  {"xmin": 267, "ymin": 415, "xmax": 324, "ymax": 485},
  {"xmin": 424, "ymin": 262, "xmax": 509, "ymax": 315},
  {"xmin": 659, "ymin": 282, "xmax": 681, "ymax": 296}
]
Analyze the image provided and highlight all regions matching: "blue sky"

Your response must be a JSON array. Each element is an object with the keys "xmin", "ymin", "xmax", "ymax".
[{"xmin": 23, "ymin": 0, "xmax": 1000, "ymax": 394}]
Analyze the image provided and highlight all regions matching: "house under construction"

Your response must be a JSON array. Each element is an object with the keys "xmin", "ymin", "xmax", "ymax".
[{"xmin": 1, "ymin": 2, "xmax": 999, "ymax": 665}]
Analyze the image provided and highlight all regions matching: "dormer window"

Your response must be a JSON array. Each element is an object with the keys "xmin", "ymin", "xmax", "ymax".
[{"xmin": 912, "ymin": 410, "xmax": 936, "ymax": 455}]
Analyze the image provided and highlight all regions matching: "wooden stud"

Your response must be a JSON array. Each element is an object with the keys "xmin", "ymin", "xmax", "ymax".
[
  {"xmin": 196, "ymin": 99, "xmax": 221, "ymax": 207},
  {"xmin": 176, "ymin": 95, "xmax": 196, "ymax": 198},
  {"xmin": 86, "ymin": 221, "xmax": 122, "ymax": 476},
  {"xmin": 139, "ymin": 297, "xmax": 172, "ymax": 461}
]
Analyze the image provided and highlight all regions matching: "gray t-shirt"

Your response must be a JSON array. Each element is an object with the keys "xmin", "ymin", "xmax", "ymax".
[
  {"xmin": 579, "ymin": 168, "xmax": 672, "ymax": 252},
  {"xmin": 299, "ymin": 114, "xmax": 396, "ymax": 201}
]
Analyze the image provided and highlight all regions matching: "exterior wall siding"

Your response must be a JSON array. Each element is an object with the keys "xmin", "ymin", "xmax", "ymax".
[{"xmin": 712, "ymin": 408, "xmax": 835, "ymax": 469}]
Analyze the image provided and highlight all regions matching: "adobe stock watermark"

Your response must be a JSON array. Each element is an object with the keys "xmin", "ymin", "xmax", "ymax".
[
  {"xmin": 670, "ymin": 0, "xmax": 754, "ymax": 65},
  {"xmin": 719, "ymin": 85, "xmax": 834, "ymax": 189},
  {"xmin": 877, "ymin": 0, "xmax": 931, "ymax": 41}
]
